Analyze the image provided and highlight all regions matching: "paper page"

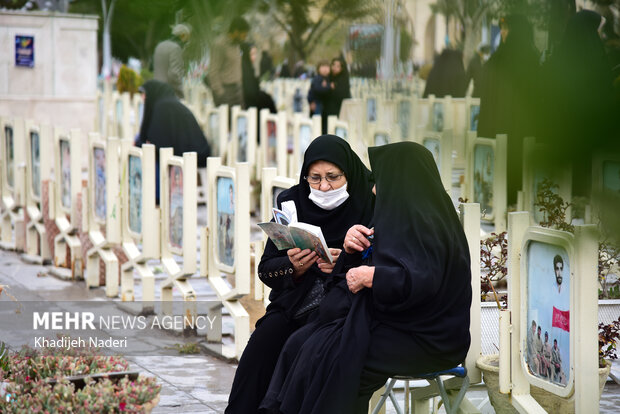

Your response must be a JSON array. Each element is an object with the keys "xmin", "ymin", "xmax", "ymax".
[
  {"xmin": 257, "ymin": 222, "xmax": 296, "ymax": 250},
  {"xmin": 289, "ymin": 223, "xmax": 333, "ymax": 263}
]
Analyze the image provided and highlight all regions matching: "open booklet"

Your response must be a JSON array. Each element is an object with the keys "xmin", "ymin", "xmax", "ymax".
[{"xmin": 258, "ymin": 208, "xmax": 333, "ymax": 264}]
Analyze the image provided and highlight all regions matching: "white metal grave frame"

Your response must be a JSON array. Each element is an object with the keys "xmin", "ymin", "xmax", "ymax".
[
  {"xmin": 159, "ymin": 149, "xmax": 198, "ymax": 319},
  {"xmin": 131, "ymin": 92, "xmax": 144, "ymax": 139},
  {"xmin": 589, "ymin": 151, "xmax": 620, "ymax": 224},
  {"xmin": 203, "ymin": 157, "xmax": 251, "ymax": 359},
  {"xmin": 52, "ymin": 127, "xmax": 83, "ymax": 277},
  {"xmin": 465, "ymin": 133, "xmax": 508, "ymax": 231},
  {"xmin": 120, "ymin": 142, "xmax": 159, "ymax": 310},
  {"xmin": 24, "ymin": 121, "xmax": 52, "ymax": 261},
  {"xmin": 84, "ymin": 134, "xmax": 121, "ymax": 297},
  {"xmin": 258, "ymin": 167, "xmax": 296, "ymax": 304},
  {"xmin": 0, "ymin": 117, "xmax": 26, "ymax": 250},
  {"xmin": 395, "ymin": 97, "xmax": 417, "ymax": 142},
  {"xmin": 499, "ymin": 214, "xmax": 599, "ymax": 413},
  {"xmin": 230, "ymin": 105, "xmax": 257, "ymax": 169},
  {"xmin": 291, "ymin": 113, "xmax": 321, "ymax": 176},
  {"xmin": 205, "ymin": 104, "xmax": 229, "ymax": 158},
  {"xmin": 259, "ymin": 109, "xmax": 287, "ymax": 177}
]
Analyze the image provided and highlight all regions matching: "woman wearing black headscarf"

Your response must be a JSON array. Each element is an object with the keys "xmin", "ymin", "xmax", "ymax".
[
  {"xmin": 539, "ymin": 10, "xmax": 617, "ymax": 197},
  {"xmin": 322, "ymin": 57, "xmax": 352, "ymax": 133},
  {"xmin": 261, "ymin": 142, "xmax": 471, "ymax": 414},
  {"xmin": 138, "ymin": 79, "xmax": 210, "ymax": 167},
  {"xmin": 225, "ymin": 135, "xmax": 375, "ymax": 414},
  {"xmin": 423, "ymin": 48, "xmax": 468, "ymax": 98},
  {"xmin": 477, "ymin": 15, "xmax": 540, "ymax": 206}
]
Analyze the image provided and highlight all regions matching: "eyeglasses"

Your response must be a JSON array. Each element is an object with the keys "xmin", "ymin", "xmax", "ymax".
[{"xmin": 304, "ymin": 173, "xmax": 344, "ymax": 185}]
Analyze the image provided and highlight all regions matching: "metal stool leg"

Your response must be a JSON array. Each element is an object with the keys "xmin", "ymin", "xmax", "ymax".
[{"xmin": 371, "ymin": 378, "xmax": 398, "ymax": 414}]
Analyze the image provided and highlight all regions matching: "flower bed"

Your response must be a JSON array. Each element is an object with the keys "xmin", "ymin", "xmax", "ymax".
[{"xmin": 0, "ymin": 338, "xmax": 161, "ymax": 413}]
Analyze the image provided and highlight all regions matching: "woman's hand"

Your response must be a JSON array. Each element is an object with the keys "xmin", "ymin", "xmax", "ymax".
[
  {"xmin": 343, "ymin": 225, "xmax": 374, "ymax": 254},
  {"xmin": 287, "ymin": 248, "xmax": 318, "ymax": 278},
  {"xmin": 346, "ymin": 266, "xmax": 374, "ymax": 294},
  {"xmin": 317, "ymin": 248, "xmax": 342, "ymax": 274}
]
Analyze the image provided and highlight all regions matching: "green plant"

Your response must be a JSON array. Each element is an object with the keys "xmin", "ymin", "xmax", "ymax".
[
  {"xmin": 534, "ymin": 178, "xmax": 574, "ymax": 233},
  {"xmin": 598, "ymin": 241, "xmax": 620, "ymax": 299},
  {"xmin": 0, "ymin": 337, "xmax": 160, "ymax": 412},
  {"xmin": 599, "ymin": 316, "xmax": 620, "ymax": 368},
  {"xmin": 480, "ymin": 231, "xmax": 508, "ymax": 309},
  {"xmin": 117, "ymin": 65, "xmax": 143, "ymax": 97}
]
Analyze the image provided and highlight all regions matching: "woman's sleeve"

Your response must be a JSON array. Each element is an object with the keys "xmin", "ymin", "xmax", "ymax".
[
  {"xmin": 371, "ymin": 248, "xmax": 444, "ymax": 312},
  {"xmin": 258, "ymin": 238, "xmax": 296, "ymax": 290}
]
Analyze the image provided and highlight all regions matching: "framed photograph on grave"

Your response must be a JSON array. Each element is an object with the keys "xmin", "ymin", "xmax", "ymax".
[
  {"xmin": 374, "ymin": 132, "xmax": 389, "ymax": 146},
  {"xmin": 432, "ymin": 102, "xmax": 444, "ymax": 132},
  {"xmin": 469, "ymin": 104, "xmax": 480, "ymax": 131},
  {"xmin": 473, "ymin": 144, "xmax": 494, "ymax": 218},
  {"xmin": 266, "ymin": 119, "xmax": 277, "ymax": 168},
  {"xmin": 29, "ymin": 128, "xmax": 41, "ymax": 201},
  {"xmin": 521, "ymin": 229, "xmax": 574, "ymax": 396},
  {"xmin": 367, "ymin": 98, "xmax": 377, "ymax": 123},
  {"xmin": 216, "ymin": 173, "xmax": 236, "ymax": 271},
  {"xmin": 168, "ymin": 164, "xmax": 184, "ymax": 252},
  {"xmin": 4, "ymin": 124, "xmax": 14, "ymax": 190},
  {"xmin": 423, "ymin": 137, "xmax": 441, "ymax": 170},
  {"xmin": 335, "ymin": 126, "xmax": 348, "ymax": 140},
  {"xmin": 91, "ymin": 144, "xmax": 107, "ymax": 223},
  {"xmin": 59, "ymin": 138, "xmax": 72, "ymax": 211},
  {"xmin": 602, "ymin": 160, "xmax": 620, "ymax": 192},
  {"xmin": 128, "ymin": 154, "xmax": 142, "ymax": 236},
  {"xmin": 397, "ymin": 100, "xmax": 411, "ymax": 140},
  {"xmin": 236, "ymin": 114, "xmax": 248, "ymax": 162}
]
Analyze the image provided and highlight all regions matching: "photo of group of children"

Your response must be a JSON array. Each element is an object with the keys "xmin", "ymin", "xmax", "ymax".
[
  {"xmin": 168, "ymin": 165, "xmax": 183, "ymax": 249},
  {"xmin": 128, "ymin": 155, "xmax": 142, "ymax": 235},
  {"xmin": 473, "ymin": 144, "xmax": 494, "ymax": 217},
  {"xmin": 60, "ymin": 139, "xmax": 71, "ymax": 210},
  {"xmin": 217, "ymin": 176, "xmax": 235, "ymax": 267},
  {"xmin": 30, "ymin": 131, "xmax": 40, "ymax": 198},
  {"xmin": 526, "ymin": 241, "xmax": 570, "ymax": 387},
  {"xmin": 602, "ymin": 160, "xmax": 620, "ymax": 192},
  {"xmin": 4, "ymin": 125, "xmax": 14, "ymax": 188}
]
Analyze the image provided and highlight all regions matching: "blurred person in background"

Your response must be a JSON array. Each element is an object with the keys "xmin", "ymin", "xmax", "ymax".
[{"xmin": 153, "ymin": 23, "xmax": 191, "ymax": 98}]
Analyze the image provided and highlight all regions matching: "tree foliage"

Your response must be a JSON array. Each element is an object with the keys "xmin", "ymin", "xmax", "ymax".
[
  {"xmin": 70, "ymin": 0, "xmax": 179, "ymax": 68},
  {"xmin": 256, "ymin": 0, "xmax": 381, "ymax": 62}
]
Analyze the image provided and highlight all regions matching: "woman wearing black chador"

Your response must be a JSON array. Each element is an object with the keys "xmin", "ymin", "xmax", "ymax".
[
  {"xmin": 261, "ymin": 142, "xmax": 472, "ymax": 414},
  {"xmin": 225, "ymin": 135, "xmax": 375, "ymax": 413}
]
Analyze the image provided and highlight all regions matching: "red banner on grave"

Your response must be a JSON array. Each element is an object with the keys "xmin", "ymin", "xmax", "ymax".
[{"xmin": 552, "ymin": 307, "xmax": 570, "ymax": 332}]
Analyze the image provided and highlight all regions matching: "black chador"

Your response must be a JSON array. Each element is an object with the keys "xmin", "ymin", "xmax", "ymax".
[{"xmin": 261, "ymin": 142, "xmax": 472, "ymax": 414}]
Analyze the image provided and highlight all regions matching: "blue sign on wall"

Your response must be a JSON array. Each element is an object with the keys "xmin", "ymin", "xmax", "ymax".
[{"xmin": 15, "ymin": 35, "xmax": 34, "ymax": 68}]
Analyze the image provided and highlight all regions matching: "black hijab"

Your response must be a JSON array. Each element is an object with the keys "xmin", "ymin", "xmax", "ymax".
[
  {"xmin": 258, "ymin": 134, "xmax": 374, "ymax": 319},
  {"xmin": 278, "ymin": 134, "xmax": 374, "ymax": 247},
  {"xmin": 138, "ymin": 80, "xmax": 211, "ymax": 167}
]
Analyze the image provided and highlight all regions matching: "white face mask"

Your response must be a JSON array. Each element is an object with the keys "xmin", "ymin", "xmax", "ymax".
[{"xmin": 308, "ymin": 183, "xmax": 349, "ymax": 210}]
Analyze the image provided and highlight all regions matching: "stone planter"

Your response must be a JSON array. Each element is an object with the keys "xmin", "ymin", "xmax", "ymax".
[{"xmin": 476, "ymin": 354, "xmax": 612, "ymax": 414}]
